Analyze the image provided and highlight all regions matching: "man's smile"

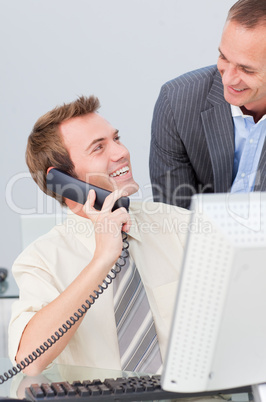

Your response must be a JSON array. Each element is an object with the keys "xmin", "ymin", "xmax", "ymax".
[
  {"xmin": 227, "ymin": 85, "xmax": 248, "ymax": 94},
  {"xmin": 109, "ymin": 165, "xmax": 130, "ymax": 178}
]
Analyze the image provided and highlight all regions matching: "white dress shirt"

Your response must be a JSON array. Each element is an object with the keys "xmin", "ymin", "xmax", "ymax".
[{"xmin": 8, "ymin": 201, "xmax": 190, "ymax": 371}]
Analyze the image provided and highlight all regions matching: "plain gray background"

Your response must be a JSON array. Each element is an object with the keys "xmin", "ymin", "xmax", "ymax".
[{"xmin": 1, "ymin": 0, "xmax": 236, "ymax": 270}]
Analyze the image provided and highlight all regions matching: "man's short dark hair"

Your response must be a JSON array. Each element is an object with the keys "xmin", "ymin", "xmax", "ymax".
[{"xmin": 227, "ymin": 0, "xmax": 266, "ymax": 29}]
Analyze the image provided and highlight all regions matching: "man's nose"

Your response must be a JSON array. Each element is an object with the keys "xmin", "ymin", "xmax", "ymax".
[
  {"xmin": 222, "ymin": 64, "xmax": 240, "ymax": 86},
  {"xmin": 110, "ymin": 142, "xmax": 128, "ymax": 161}
]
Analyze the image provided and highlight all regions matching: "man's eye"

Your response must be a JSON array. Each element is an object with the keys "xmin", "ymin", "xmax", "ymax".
[
  {"xmin": 93, "ymin": 144, "xmax": 103, "ymax": 152},
  {"xmin": 114, "ymin": 135, "xmax": 121, "ymax": 142},
  {"xmin": 242, "ymin": 68, "xmax": 255, "ymax": 75}
]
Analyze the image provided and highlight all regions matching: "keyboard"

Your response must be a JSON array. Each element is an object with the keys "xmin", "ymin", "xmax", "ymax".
[
  {"xmin": 23, "ymin": 374, "xmax": 209, "ymax": 401},
  {"xmin": 25, "ymin": 375, "xmax": 179, "ymax": 401},
  {"xmin": 24, "ymin": 374, "xmax": 251, "ymax": 402}
]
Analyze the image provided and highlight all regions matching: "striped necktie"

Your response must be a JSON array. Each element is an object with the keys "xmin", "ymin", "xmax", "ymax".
[{"xmin": 113, "ymin": 255, "xmax": 162, "ymax": 373}]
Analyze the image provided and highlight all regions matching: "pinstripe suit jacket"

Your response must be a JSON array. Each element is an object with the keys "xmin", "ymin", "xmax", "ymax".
[{"xmin": 149, "ymin": 65, "xmax": 266, "ymax": 209}]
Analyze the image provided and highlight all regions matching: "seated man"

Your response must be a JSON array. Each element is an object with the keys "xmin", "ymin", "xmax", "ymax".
[{"xmin": 8, "ymin": 95, "xmax": 190, "ymax": 376}]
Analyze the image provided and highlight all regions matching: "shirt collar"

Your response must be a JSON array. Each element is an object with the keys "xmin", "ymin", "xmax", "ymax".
[
  {"xmin": 127, "ymin": 210, "xmax": 141, "ymax": 241},
  {"xmin": 230, "ymin": 104, "xmax": 248, "ymax": 118},
  {"xmin": 230, "ymin": 104, "xmax": 266, "ymax": 122}
]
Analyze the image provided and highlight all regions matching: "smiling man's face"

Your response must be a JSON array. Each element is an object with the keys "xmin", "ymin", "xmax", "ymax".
[
  {"xmin": 217, "ymin": 20, "xmax": 266, "ymax": 117},
  {"xmin": 60, "ymin": 112, "xmax": 139, "ymax": 197}
]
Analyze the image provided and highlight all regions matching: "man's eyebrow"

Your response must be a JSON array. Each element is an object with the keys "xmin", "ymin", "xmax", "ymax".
[
  {"xmin": 85, "ymin": 137, "xmax": 105, "ymax": 152},
  {"xmin": 218, "ymin": 47, "xmax": 225, "ymax": 57},
  {"xmin": 85, "ymin": 130, "xmax": 119, "ymax": 152},
  {"xmin": 218, "ymin": 47, "xmax": 257, "ymax": 72}
]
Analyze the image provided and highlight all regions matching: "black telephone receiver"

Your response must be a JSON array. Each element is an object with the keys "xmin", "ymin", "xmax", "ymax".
[{"xmin": 46, "ymin": 168, "xmax": 130, "ymax": 211}]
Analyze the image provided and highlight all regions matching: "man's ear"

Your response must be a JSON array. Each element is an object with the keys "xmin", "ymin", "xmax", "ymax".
[{"xmin": 47, "ymin": 166, "xmax": 55, "ymax": 175}]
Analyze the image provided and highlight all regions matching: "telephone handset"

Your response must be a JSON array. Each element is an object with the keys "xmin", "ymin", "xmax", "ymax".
[
  {"xmin": 0, "ymin": 169, "xmax": 130, "ymax": 385},
  {"xmin": 46, "ymin": 168, "xmax": 130, "ymax": 211}
]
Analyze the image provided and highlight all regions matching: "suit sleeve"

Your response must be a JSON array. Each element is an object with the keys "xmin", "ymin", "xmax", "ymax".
[{"xmin": 149, "ymin": 85, "xmax": 197, "ymax": 209}]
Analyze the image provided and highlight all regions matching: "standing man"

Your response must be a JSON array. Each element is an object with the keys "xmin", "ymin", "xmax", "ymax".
[{"xmin": 149, "ymin": 0, "xmax": 266, "ymax": 209}]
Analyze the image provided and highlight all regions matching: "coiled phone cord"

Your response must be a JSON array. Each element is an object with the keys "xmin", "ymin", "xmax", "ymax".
[{"xmin": 0, "ymin": 232, "xmax": 129, "ymax": 385}]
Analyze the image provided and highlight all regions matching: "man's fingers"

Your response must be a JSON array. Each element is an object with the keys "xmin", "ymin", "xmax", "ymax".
[
  {"xmin": 83, "ymin": 188, "xmax": 130, "ymax": 233},
  {"xmin": 101, "ymin": 189, "xmax": 128, "ymax": 213},
  {"xmin": 82, "ymin": 189, "xmax": 97, "ymax": 216},
  {"xmin": 112, "ymin": 207, "xmax": 131, "ymax": 233}
]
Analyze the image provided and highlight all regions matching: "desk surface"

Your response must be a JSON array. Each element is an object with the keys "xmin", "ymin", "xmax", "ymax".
[
  {"xmin": 0, "ymin": 358, "xmax": 252, "ymax": 401},
  {"xmin": 0, "ymin": 358, "xmax": 138, "ymax": 400}
]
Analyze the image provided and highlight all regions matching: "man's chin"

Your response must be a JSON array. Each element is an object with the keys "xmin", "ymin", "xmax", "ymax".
[
  {"xmin": 108, "ymin": 176, "xmax": 139, "ymax": 195},
  {"xmin": 127, "ymin": 183, "xmax": 140, "ymax": 196},
  {"xmin": 224, "ymin": 88, "xmax": 251, "ymax": 108},
  {"xmin": 224, "ymin": 93, "xmax": 244, "ymax": 107},
  {"xmin": 117, "ymin": 181, "xmax": 139, "ymax": 197}
]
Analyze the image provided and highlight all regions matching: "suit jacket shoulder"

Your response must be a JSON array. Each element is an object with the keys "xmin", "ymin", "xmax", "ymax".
[
  {"xmin": 165, "ymin": 65, "xmax": 218, "ymax": 88},
  {"xmin": 161, "ymin": 65, "xmax": 224, "ymax": 113}
]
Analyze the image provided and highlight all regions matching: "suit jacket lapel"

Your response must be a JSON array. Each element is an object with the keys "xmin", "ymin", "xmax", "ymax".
[{"xmin": 201, "ymin": 70, "xmax": 235, "ymax": 192}]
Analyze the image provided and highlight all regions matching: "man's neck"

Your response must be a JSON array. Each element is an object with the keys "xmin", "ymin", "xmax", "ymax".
[
  {"xmin": 66, "ymin": 199, "xmax": 89, "ymax": 218},
  {"xmin": 241, "ymin": 105, "xmax": 266, "ymax": 124}
]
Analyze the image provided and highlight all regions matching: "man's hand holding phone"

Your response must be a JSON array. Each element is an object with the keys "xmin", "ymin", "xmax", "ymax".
[{"xmin": 83, "ymin": 189, "xmax": 131, "ymax": 268}]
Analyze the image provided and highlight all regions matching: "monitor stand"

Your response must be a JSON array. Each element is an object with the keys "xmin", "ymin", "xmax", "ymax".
[{"xmin": 252, "ymin": 384, "xmax": 266, "ymax": 402}]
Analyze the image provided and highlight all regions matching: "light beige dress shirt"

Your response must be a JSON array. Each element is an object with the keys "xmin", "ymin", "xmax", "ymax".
[{"xmin": 8, "ymin": 201, "xmax": 190, "ymax": 371}]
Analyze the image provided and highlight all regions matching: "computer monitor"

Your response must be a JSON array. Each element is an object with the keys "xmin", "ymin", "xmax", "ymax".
[{"xmin": 161, "ymin": 192, "xmax": 266, "ymax": 399}]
